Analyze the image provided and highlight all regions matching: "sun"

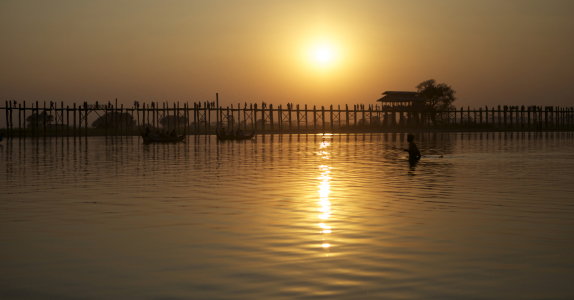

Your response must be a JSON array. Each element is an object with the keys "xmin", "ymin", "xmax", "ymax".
[
  {"xmin": 298, "ymin": 38, "xmax": 344, "ymax": 71},
  {"xmin": 316, "ymin": 48, "xmax": 331, "ymax": 62}
]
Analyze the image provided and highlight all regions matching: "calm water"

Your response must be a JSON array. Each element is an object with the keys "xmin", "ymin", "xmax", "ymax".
[{"xmin": 1, "ymin": 132, "xmax": 574, "ymax": 299}]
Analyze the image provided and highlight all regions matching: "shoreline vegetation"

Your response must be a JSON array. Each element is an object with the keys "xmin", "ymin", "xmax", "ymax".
[{"xmin": 2, "ymin": 100, "xmax": 573, "ymax": 138}]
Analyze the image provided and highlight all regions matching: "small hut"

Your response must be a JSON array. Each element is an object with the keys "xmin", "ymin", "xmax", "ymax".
[{"xmin": 376, "ymin": 91, "xmax": 426, "ymax": 110}]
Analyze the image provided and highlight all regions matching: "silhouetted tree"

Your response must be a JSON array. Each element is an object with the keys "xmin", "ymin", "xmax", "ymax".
[
  {"xmin": 91, "ymin": 112, "xmax": 136, "ymax": 129},
  {"xmin": 416, "ymin": 79, "xmax": 456, "ymax": 125},
  {"xmin": 26, "ymin": 111, "xmax": 54, "ymax": 128},
  {"xmin": 416, "ymin": 79, "xmax": 456, "ymax": 111},
  {"xmin": 159, "ymin": 115, "xmax": 189, "ymax": 128}
]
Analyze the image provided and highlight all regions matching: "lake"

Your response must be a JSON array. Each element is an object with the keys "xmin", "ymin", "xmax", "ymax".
[{"xmin": 1, "ymin": 132, "xmax": 574, "ymax": 299}]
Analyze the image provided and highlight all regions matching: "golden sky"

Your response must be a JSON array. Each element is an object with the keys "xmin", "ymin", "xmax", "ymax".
[{"xmin": 1, "ymin": 0, "xmax": 573, "ymax": 108}]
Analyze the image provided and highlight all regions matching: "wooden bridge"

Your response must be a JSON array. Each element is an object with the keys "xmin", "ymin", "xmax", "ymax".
[{"xmin": 1, "ymin": 99, "xmax": 573, "ymax": 138}]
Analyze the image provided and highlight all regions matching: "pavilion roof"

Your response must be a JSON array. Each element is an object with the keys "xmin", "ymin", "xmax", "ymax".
[{"xmin": 376, "ymin": 91, "xmax": 426, "ymax": 103}]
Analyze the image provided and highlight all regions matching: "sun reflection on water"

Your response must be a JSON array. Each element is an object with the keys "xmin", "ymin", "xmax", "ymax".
[{"xmin": 317, "ymin": 140, "xmax": 332, "ymax": 251}]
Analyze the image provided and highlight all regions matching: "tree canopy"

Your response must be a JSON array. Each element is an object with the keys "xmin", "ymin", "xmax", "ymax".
[
  {"xmin": 91, "ymin": 112, "xmax": 136, "ymax": 129},
  {"xmin": 26, "ymin": 111, "xmax": 54, "ymax": 128},
  {"xmin": 416, "ymin": 79, "xmax": 456, "ymax": 111}
]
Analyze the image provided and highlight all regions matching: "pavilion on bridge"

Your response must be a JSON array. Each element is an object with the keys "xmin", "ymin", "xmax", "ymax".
[
  {"xmin": 376, "ymin": 91, "xmax": 426, "ymax": 110},
  {"xmin": 375, "ymin": 91, "xmax": 427, "ymax": 126}
]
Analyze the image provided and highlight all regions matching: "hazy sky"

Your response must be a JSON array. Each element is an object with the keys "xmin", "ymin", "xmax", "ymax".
[{"xmin": 1, "ymin": 0, "xmax": 573, "ymax": 108}]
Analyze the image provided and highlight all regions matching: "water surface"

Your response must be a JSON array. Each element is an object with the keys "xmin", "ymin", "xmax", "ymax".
[{"xmin": 1, "ymin": 132, "xmax": 574, "ymax": 299}]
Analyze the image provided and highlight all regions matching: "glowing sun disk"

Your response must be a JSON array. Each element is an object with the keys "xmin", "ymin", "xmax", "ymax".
[{"xmin": 316, "ymin": 48, "xmax": 331, "ymax": 62}]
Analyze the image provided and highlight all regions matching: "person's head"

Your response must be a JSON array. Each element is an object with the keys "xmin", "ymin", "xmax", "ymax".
[{"xmin": 407, "ymin": 134, "xmax": 415, "ymax": 143}]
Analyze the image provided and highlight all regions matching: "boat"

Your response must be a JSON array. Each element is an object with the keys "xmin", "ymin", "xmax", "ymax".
[
  {"xmin": 141, "ymin": 132, "xmax": 186, "ymax": 143},
  {"xmin": 216, "ymin": 132, "xmax": 255, "ymax": 141}
]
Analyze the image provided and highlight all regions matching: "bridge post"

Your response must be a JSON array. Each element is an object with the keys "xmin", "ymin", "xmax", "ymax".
[
  {"xmin": 66, "ymin": 105, "xmax": 69, "ymax": 138},
  {"xmin": 84, "ymin": 103, "xmax": 88, "ymax": 137},
  {"xmin": 338, "ymin": 105, "xmax": 341, "ymax": 131},
  {"xmin": 322, "ymin": 106, "xmax": 325, "ymax": 133},
  {"xmin": 346, "ymin": 104, "xmax": 349, "ymax": 128},
  {"xmin": 296, "ymin": 104, "xmax": 300, "ymax": 131},
  {"xmin": 18, "ymin": 103, "xmax": 22, "ymax": 138},
  {"xmin": 355, "ymin": 105, "xmax": 358, "ymax": 127},
  {"xmin": 270, "ymin": 104, "xmax": 273, "ymax": 132},
  {"xmin": 303, "ymin": 104, "xmax": 307, "ymax": 132},
  {"xmin": 330, "ymin": 105, "xmax": 333, "ymax": 132},
  {"xmin": 105, "ymin": 104, "xmax": 108, "ymax": 137},
  {"xmin": 4, "ymin": 101, "xmax": 8, "ymax": 138},
  {"xmin": 23, "ymin": 101, "xmax": 27, "ymax": 138},
  {"xmin": 289, "ymin": 104, "xmax": 292, "ymax": 132},
  {"xmin": 43, "ymin": 101, "xmax": 47, "ymax": 138},
  {"xmin": 278, "ymin": 104, "xmax": 282, "ymax": 131},
  {"xmin": 73, "ymin": 103, "xmax": 76, "ymax": 137},
  {"xmin": 313, "ymin": 105, "xmax": 316, "ymax": 133},
  {"xmin": 254, "ymin": 104, "xmax": 258, "ymax": 131}
]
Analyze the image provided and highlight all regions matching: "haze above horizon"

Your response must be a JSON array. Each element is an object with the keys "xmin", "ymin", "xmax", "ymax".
[{"xmin": 1, "ymin": 0, "xmax": 573, "ymax": 108}]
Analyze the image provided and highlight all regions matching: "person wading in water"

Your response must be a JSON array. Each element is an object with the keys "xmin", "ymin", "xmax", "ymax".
[{"xmin": 404, "ymin": 134, "xmax": 421, "ymax": 161}]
